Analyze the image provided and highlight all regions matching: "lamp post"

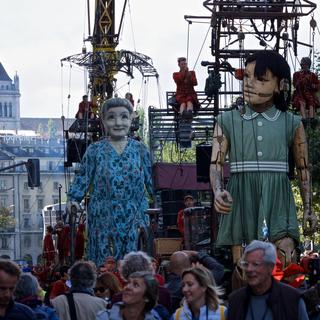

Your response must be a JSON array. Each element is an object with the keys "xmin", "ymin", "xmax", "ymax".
[{"xmin": 58, "ymin": 184, "xmax": 62, "ymax": 221}]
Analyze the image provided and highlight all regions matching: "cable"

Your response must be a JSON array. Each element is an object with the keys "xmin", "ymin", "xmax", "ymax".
[
  {"xmin": 192, "ymin": 26, "xmax": 211, "ymax": 71},
  {"xmin": 127, "ymin": 0, "xmax": 136, "ymax": 52}
]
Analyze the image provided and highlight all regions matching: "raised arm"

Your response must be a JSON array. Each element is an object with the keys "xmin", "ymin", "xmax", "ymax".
[
  {"xmin": 210, "ymin": 123, "xmax": 232, "ymax": 213},
  {"xmin": 293, "ymin": 123, "xmax": 317, "ymax": 235}
]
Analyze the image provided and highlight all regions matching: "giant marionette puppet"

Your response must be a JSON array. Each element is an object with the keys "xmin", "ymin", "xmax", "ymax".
[
  {"xmin": 210, "ymin": 50, "xmax": 317, "ymax": 266},
  {"xmin": 67, "ymin": 97, "xmax": 153, "ymax": 265}
]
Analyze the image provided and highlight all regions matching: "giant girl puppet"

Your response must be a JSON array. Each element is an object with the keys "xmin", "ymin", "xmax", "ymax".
[
  {"xmin": 67, "ymin": 97, "xmax": 153, "ymax": 265},
  {"xmin": 210, "ymin": 50, "xmax": 317, "ymax": 266}
]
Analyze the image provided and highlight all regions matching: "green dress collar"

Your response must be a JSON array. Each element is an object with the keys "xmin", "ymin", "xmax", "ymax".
[{"xmin": 242, "ymin": 105, "xmax": 281, "ymax": 122}]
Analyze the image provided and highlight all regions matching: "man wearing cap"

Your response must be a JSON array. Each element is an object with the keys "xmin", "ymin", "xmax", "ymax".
[
  {"xmin": 177, "ymin": 195, "xmax": 195, "ymax": 238},
  {"xmin": 101, "ymin": 256, "xmax": 116, "ymax": 272},
  {"xmin": 100, "ymin": 256, "xmax": 125, "ymax": 287}
]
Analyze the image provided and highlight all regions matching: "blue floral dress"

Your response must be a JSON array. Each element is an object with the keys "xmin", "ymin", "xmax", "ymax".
[{"xmin": 68, "ymin": 138, "xmax": 153, "ymax": 264}]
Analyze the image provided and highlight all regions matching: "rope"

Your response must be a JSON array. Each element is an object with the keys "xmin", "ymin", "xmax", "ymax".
[
  {"xmin": 192, "ymin": 26, "xmax": 211, "ymax": 71},
  {"xmin": 67, "ymin": 64, "xmax": 73, "ymax": 120},
  {"xmin": 187, "ymin": 21, "xmax": 191, "ymax": 63},
  {"xmin": 60, "ymin": 63, "xmax": 64, "ymax": 118},
  {"xmin": 127, "ymin": 0, "xmax": 136, "ymax": 52}
]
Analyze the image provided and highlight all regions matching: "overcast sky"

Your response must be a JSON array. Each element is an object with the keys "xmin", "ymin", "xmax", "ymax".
[{"xmin": 0, "ymin": 0, "xmax": 319, "ymax": 119}]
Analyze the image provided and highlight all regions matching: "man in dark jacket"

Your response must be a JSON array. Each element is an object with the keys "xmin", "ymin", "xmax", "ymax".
[
  {"xmin": 165, "ymin": 250, "xmax": 224, "ymax": 311},
  {"xmin": 0, "ymin": 259, "xmax": 36, "ymax": 320},
  {"xmin": 228, "ymin": 240, "xmax": 309, "ymax": 320}
]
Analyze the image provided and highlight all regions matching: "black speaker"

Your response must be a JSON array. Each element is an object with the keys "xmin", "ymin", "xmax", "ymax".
[
  {"xmin": 67, "ymin": 139, "xmax": 90, "ymax": 163},
  {"xmin": 196, "ymin": 144, "xmax": 212, "ymax": 183}
]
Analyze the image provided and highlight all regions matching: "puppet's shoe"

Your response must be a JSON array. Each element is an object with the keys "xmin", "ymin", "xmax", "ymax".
[{"xmin": 184, "ymin": 110, "xmax": 193, "ymax": 121}]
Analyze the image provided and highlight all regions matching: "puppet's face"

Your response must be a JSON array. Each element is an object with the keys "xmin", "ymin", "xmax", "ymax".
[
  {"xmin": 103, "ymin": 106, "xmax": 132, "ymax": 140},
  {"xmin": 243, "ymin": 61, "xmax": 279, "ymax": 108}
]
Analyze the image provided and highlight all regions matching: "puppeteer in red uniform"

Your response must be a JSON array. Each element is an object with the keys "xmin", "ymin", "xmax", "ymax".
[
  {"xmin": 177, "ymin": 195, "xmax": 195, "ymax": 241},
  {"xmin": 292, "ymin": 57, "xmax": 320, "ymax": 120},
  {"xmin": 173, "ymin": 57, "xmax": 198, "ymax": 119},
  {"xmin": 74, "ymin": 223, "xmax": 86, "ymax": 260},
  {"xmin": 75, "ymin": 94, "xmax": 95, "ymax": 119},
  {"xmin": 43, "ymin": 225, "xmax": 55, "ymax": 266}
]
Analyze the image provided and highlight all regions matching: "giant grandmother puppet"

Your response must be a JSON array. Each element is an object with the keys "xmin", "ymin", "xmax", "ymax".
[
  {"xmin": 210, "ymin": 50, "xmax": 317, "ymax": 267},
  {"xmin": 67, "ymin": 97, "xmax": 153, "ymax": 265}
]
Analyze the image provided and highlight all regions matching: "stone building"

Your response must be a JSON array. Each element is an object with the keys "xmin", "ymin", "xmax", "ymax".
[
  {"xmin": 0, "ymin": 62, "xmax": 74, "ymax": 265},
  {"xmin": 0, "ymin": 62, "xmax": 21, "ymax": 130}
]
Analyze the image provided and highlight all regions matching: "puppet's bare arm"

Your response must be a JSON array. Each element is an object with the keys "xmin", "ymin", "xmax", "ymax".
[
  {"xmin": 293, "ymin": 123, "xmax": 317, "ymax": 235},
  {"xmin": 210, "ymin": 123, "xmax": 232, "ymax": 213}
]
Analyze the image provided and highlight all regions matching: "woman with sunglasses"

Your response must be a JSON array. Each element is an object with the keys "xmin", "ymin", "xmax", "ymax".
[
  {"xmin": 96, "ymin": 271, "xmax": 160, "ymax": 320},
  {"xmin": 94, "ymin": 272, "xmax": 121, "ymax": 305},
  {"xmin": 173, "ymin": 266, "xmax": 227, "ymax": 320}
]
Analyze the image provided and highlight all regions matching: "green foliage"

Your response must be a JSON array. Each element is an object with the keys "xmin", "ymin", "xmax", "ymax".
[
  {"xmin": 314, "ymin": 51, "xmax": 320, "ymax": 75},
  {"xmin": 37, "ymin": 123, "xmax": 44, "ymax": 136},
  {"xmin": 306, "ymin": 121, "xmax": 320, "ymax": 189},
  {"xmin": 0, "ymin": 207, "xmax": 15, "ymax": 231},
  {"xmin": 136, "ymin": 107, "xmax": 146, "ymax": 142},
  {"xmin": 47, "ymin": 119, "xmax": 57, "ymax": 138},
  {"xmin": 292, "ymin": 54, "xmax": 320, "ymax": 245},
  {"xmin": 160, "ymin": 141, "xmax": 196, "ymax": 163}
]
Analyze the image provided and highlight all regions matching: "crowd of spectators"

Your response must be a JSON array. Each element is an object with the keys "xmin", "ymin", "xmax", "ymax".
[{"xmin": 1, "ymin": 242, "xmax": 320, "ymax": 319}]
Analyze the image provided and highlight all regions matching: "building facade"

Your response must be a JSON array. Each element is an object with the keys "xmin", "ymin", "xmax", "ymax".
[
  {"xmin": 0, "ymin": 136, "xmax": 69, "ymax": 264},
  {"xmin": 0, "ymin": 61, "xmax": 75, "ymax": 265},
  {"xmin": 0, "ymin": 63, "xmax": 20, "ymax": 130}
]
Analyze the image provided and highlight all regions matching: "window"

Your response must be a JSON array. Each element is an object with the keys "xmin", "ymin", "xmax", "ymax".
[
  {"xmin": 23, "ymin": 235, "xmax": 31, "ymax": 248},
  {"xmin": 48, "ymin": 161, "xmax": 54, "ymax": 171},
  {"xmin": 37, "ymin": 198, "xmax": 44, "ymax": 211},
  {"xmin": 38, "ymin": 235, "xmax": 43, "ymax": 248},
  {"xmin": 0, "ymin": 180, "xmax": 6, "ymax": 190},
  {"xmin": 4, "ymin": 103, "xmax": 7, "ymax": 117},
  {"xmin": 37, "ymin": 214, "xmax": 43, "ymax": 229},
  {"xmin": 23, "ymin": 199, "xmax": 30, "ymax": 213},
  {"xmin": 24, "ymin": 182, "xmax": 29, "ymax": 191},
  {"xmin": 0, "ymin": 197, "xmax": 7, "ymax": 207},
  {"xmin": 23, "ymin": 216, "xmax": 31, "ymax": 229},
  {"xmin": 0, "ymin": 103, "xmax": 2, "ymax": 117},
  {"xmin": 0, "ymin": 235, "xmax": 9, "ymax": 249},
  {"xmin": 53, "ymin": 182, "xmax": 59, "ymax": 190},
  {"xmin": 53, "ymin": 198, "xmax": 59, "ymax": 204},
  {"xmin": 8, "ymin": 103, "xmax": 12, "ymax": 117}
]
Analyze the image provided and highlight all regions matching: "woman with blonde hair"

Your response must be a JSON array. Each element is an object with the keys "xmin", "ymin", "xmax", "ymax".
[{"xmin": 173, "ymin": 266, "xmax": 227, "ymax": 320}]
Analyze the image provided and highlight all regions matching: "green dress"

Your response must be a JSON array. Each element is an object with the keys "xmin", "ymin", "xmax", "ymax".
[{"xmin": 216, "ymin": 105, "xmax": 301, "ymax": 246}]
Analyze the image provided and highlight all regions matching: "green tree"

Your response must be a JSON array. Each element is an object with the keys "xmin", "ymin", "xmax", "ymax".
[
  {"xmin": 37, "ymin": 123, "xmax": 44, "ymax": 137},
  {"xmin": 0, "ymin": 207, "xmax": 15, "ymax": 232},
  {"xmin": 160, "ymin": 141, "xmax": 196, "ymax": 163},
  {"xmin": 47, "ymin": 119, "xmax": 57, "ymax": 138}
]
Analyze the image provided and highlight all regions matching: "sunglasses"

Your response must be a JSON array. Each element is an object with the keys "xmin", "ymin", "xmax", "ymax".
[{"xmin": 94, "ymin": 287, "xmax": 107, "ymax": 293}]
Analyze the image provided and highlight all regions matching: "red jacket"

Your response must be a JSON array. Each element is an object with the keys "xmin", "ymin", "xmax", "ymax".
[
  {"xmin": 75, "ymin": 223, "xmax": 85, "ymax": 260},
  {"xmin": 43, "ymin": 233, "xmax": 55, "ymax": 263},
  {"xmin": 173, "ymin": 70, "xmax": 198, "ymax": 105}
]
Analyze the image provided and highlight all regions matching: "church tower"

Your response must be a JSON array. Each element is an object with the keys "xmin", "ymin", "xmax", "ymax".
[{"xmin": 0, "ymin": 62, "xmax": 21, "ymax": 130}]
